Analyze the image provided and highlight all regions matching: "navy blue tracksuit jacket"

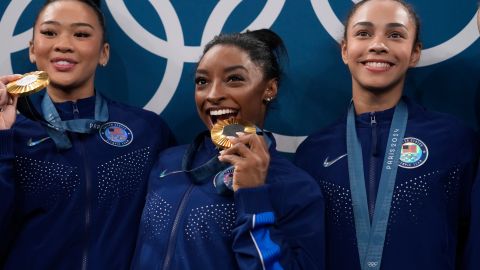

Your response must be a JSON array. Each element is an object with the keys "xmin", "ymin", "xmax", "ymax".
[
  {"xmin": 0, "ymin": 91, "xmax": 174, "ymax": 269},
  {"xmin": 132, "ymin": 132, "xmax": 325, "ymax": 269},
  {"xmin": 295, "ymin": 98, "xmax": 479, "ymax": 270}
]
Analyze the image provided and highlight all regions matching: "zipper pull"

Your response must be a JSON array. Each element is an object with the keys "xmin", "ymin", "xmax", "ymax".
[
  {"xmin": 370, "ymin": 112, "xmax": 379, "ymax": 156},
  {"xmin": 370, "ymin": 112, "xmax": 377, "ymax": 126},
  {"xmin": 72, "ymin": 102, "xmax": 80, "ymax": 119}
]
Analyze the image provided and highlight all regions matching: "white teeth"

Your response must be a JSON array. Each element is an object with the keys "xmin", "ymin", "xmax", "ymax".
[
  {"xmin": 365, "ymin": 62, "xmax": 391, "ymax": 68},
  {"xmin": 55, "ymin": 60, "xmax": 73, "ymax": 65},
  {"xmin": 209, "ymin": 108, "xmax": 237, "ymax": 116}
]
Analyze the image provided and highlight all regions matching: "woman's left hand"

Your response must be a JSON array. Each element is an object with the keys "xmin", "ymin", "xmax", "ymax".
[{"xmin": 218, "ymin": 132, "xmax": 270, "ymax": 192}]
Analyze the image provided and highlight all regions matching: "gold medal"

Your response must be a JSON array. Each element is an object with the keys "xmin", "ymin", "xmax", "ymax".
[
  {"xmin": 210, "ymin": 118, "xmax": 256, "ymax": 149},
  {"xmin": 6, "ymin": 71, "xmax": 49, "ymax": 96}
]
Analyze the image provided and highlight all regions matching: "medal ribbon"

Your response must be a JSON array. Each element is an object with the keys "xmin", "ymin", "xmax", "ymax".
[
  {"xmin": 211, "ymin": 127, "xmax": 272, "ymax": 195},
  {"xmin": 181, "ymin": 131, "xmax": 230, "ymax": 184},
  {"xmin": 162, "ymin": 129, "xmax": 271, "ymax": 196},
  {"xmin": 41, "ymin": 93, "xmax": 109, "ymax": 150},
  {"xmin": 346, "ymin": 100, "xmax": 408, "ymax": 270}
]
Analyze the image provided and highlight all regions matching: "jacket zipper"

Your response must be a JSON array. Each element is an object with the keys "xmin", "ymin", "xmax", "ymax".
[
  {"xmin": 368, "ymin": 112, "xmax": 378, "ymax": 223},
  {"xmin": 72, "ymin": 102, "xmax": 92, "ymax": 270},
  {"xmin": 162, "ymin": 184, "xmax": 195, "ymax": 270},
  {"xmin": 73, "ymin": 102, "xmax": 80, "ymax": 116}
]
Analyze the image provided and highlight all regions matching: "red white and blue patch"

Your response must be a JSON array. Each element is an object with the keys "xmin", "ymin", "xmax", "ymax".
[
  {"xmin": 399, "ymin": 137, "xmax": 428, "ymax": 169},
  {"xmin": 221, "ymin": 167, "xmax": 235, "ymax": 190},
  {"xmin": 99, "ymin": 122, "xmax": 133, "ymax": 147},
  {"xmin": 213, "ymin": 166, "xmax": 235, "ymax": 195}
]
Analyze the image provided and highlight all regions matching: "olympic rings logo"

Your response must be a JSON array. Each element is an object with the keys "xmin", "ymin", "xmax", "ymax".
[
  {"xmin": 1, "ymin": 1, "xmax": 478, "ymax": 153},
  {"xmin": 0, "ymin": 0, "xmax": 32, "ymax": 75},
  {"xmin": 104, "ymin": 0, "xmax": 285, "ymax": 113}
]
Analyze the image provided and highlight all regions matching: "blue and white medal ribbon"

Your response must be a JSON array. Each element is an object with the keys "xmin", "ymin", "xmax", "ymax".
[
  {"xmin": 163, "ymin": 129, "xmax": 272, "ymax": 196},
  {"xmin": 181, "ymin": 131, "xmax": 230, "ymax": 184},
  {"xmin": 347, "ymin": 100, "xmax": 408, "ymax": 270},
  {"xmin": 41, "ymin": 93, "xmax": 109, "ymax": 150}
]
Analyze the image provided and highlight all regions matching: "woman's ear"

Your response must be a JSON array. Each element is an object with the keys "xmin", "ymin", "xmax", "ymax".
[
  {"xmin": 263, "ymin": 79, "xmax": 278, "ymax": 103},
  {"xmin": 341, "ymin": 39, "xmax": 349, "ymax": 65},
  {"xmin": 409, "ymin": 42, "xmax": 422, "ymax": 67},
  {"xmin": 99, "ymin": 42, "xmax": 110, "ymax": 67},
  {"xmin": 29, "ymin": 40, "xmax": 36, "ymax": 64},
  {"xmin": 477, "ymin": 8, "xmax": 480, "ymax": 33}
]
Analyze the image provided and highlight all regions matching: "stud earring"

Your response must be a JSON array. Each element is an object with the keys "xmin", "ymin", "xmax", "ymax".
[{"xmin": 264, "ymin": 96, "xmax": 275, "ymax": 103}]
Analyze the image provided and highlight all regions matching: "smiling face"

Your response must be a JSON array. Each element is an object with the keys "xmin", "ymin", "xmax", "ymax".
[
  {"xmin": 341, "ymin": 0, "xmax": 421, "ymax": 95},
  {"xmin": 195, "ymin": 45, "xmax": 277, "ymax": 130},
  {"xmin": 29, "ymin": 0, "xmax": 109, "ymax": 97}
]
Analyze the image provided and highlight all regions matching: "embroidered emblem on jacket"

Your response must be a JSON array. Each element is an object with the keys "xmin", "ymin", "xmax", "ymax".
[
  {"xmin": 399, "ymin": 137, "xmax": 428, "ymax": 169},
  {"xmin": 99, "ymin": 122, "xmax": 133, "ymax": 147}
]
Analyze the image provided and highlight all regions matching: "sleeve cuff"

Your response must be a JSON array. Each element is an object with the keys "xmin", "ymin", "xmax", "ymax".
[{"xmin": 234, "ymin": 185, "xmax": 274, "ymax": 215}]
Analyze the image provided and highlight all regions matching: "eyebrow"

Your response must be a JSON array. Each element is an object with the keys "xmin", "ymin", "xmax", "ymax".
[
  {"xmin": 224, "ymin": 65, "xmax": 248, "ymax": 73},
  {"xmin": 196, "ymin": 65, "xmax": 248, "ymax": 75},
  {"xmin": 352, "ymin": 21, "xmax": 408, "ymax": 30},
  {"xmin": 40, "ymin": 20, "xmax": 95, "ymax": 30}
]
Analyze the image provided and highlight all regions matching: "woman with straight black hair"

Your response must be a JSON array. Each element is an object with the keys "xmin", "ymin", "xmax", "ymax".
[{"xmin": 0, "ymin": 1, "xmax": 174, "ymax": 269}]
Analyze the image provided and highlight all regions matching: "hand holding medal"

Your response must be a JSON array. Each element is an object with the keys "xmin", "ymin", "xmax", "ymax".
[
  {"xmin": 213, "ymin": 118, "xmax": 270, "ymax": 192},
  {"xmin": 6, "ymin": 71, "xmax": 49, "ymax": 97},
  {"xmin": 0, "ymin": 71, "xmax": 49, "ymax": 130},
  {"xmin": 211, "ymin": 118, "xmax": 256, "ymax": 149}
]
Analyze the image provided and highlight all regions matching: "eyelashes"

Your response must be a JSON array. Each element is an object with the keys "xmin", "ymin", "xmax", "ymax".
[
  {"xmin": 40, "ymin": 30, "xmax": 56, "ymax": 37},
  {"xmin": 194, "ymin": 74, "xmax": 246, "ymax": 86},
  {"xmin": 353, "ymin": 30, "xmax": 406, "ymax": 40},
  {"xmin": 195, "ymin": 76, "xmax": 207, "ymax": 85},
  {"xmin": 39, "ymin": 29, "xmax": 92, "ymax": 39},
  {"xmin": 74, "ymin": 32, "xmax": 91, "ymax": 38},
  {"xmin": 226, "ymin": 75, "xmax": 244, "ymax": 82}
]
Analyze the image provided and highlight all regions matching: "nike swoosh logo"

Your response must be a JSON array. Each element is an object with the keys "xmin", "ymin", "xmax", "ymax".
[
  {"xmin": 159, "ymin": 169, "xmax": 185, "ymax": 178},
  {"xmin": 323, "ymin": 154, "xmax": 348, "ymax": 168},
  {"xmin": 27, "ymin": 137, "xmax": 51, "ymax": 147},
  {"xmin": 159, "ymin": 169, "xmax": 168, "ymax": 178}
]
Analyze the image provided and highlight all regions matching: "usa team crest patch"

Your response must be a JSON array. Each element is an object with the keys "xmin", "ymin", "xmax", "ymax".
[
  {"xmin": 99, "ymin": 122, "xmax": 133, "ymax": 147},
  {"xmin": 399, "ymin": 137, "xmax": 428, "ymax": 169}
]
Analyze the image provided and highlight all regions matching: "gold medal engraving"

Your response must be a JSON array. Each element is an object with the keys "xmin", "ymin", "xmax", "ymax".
[
  {"xmin": 6, "ymin": 71, "xmax": 49, "ymax": 96},
  {"xmin": 211, "ymin": 118, "xmax": 256, "ymax": 149}
]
